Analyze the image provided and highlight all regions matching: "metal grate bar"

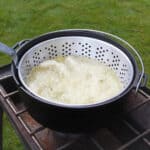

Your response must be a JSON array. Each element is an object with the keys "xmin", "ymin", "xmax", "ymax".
[
  {"xmin": 16, "ymin": 107, "xmax": 30, "ymax": 116},
  {"xmin": 117, "ymin": 129, "xmax": 150, "ymax": 150},
  {"xmin": 90, "ymin": 137, "xmax": 104, "ymax": 150},
  {"xmin": 122, "ymin": 119, "xmax": 150, "ymax": 145},
  {"xmin": 30, "ymin": 126, "xmax": 45, "ymax": 136},
  {"xmin": 18, "ymin": 116, "xmax": 31, "ymax": 134},
  {"xmin": 1, "ymin": 90, "xmax": 19, "ymax": 98},
  {"xmin": 57, "ymin": 140, "xmax": 76, "ymax": 150},
  {"xmin": 32, "ymin": 136, "xmax": 43, "ymax": 150},
  {"xmin": 124, "ymin": 90, "xmax": 150, "ymax": 115},
  {"xmin": 139, "ymin": 89, "xmax": 150, "ymax": 99},
  {"xmin": 126, "ymin": 100, "xmax": 150, "ymax": 115},
  {"xmin": 6, "ymin": 98, "xmax": 18, "ymax": 114},
  {"xmin": 0, "ymin": 75, "xmax": 12, "ymax": 82}
]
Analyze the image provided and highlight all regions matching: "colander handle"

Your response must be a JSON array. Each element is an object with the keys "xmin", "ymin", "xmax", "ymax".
[
  {"xmin": 0, "ymin": 42, "xmax": 18, "ymax": 66},
  {"xmin": 96, "ymin": 31, "xmax": 145, "ymax": 92}
]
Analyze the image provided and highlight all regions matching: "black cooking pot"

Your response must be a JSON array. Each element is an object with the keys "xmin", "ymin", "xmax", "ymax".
[{"xmin": 0, "ymin": 29, "xmax": 147, "ymax": 133}]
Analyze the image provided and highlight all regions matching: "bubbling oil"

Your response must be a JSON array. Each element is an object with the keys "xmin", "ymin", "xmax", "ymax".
[{"xmin": 26, "ymin": 56, "xmax": 123, "ymax": 105}]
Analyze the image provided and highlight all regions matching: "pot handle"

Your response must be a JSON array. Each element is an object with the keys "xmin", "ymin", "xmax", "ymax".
[
  {"xmin": 0, "ymin": 42, "xmax": 16, "ymax": 57},
  {"xmin": 95, "ymin": 30, "xmax": 145, "ymax": 92},
  {"xmin": 0, "ymin": 39, "xmax": 31, "ymax": 68},
  {"xmin": 0, "ymin": 42, "xmax": 18, "ymax": 67}
]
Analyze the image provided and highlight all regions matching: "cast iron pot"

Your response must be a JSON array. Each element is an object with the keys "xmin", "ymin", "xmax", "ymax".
[{"xmin": 0, "ymin": 29, "xmax": 147, "ymax": 133}]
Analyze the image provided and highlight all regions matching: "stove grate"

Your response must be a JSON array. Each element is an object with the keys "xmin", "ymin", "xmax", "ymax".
[{"xmin": 0, "ymin": 65, "xmax": 150, "ymax": 150}]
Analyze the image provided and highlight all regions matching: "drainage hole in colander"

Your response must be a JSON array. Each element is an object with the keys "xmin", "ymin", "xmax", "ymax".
[
  {"xmin": 121, "ymin": 68, "xmax": 128, "ymax": 71},
  {"xmin": 123, "ymin": 64, "xmax": 127, "ymax": 67}
]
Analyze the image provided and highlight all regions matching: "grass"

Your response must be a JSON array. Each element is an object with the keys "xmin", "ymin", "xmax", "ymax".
[{"xmin": 0, "ymin": 0, "xmax": 149, "ymax": 149}]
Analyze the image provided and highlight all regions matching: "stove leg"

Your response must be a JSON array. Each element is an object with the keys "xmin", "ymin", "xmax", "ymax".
[{"xmin": 0, "ymin": 106, "xmax": 3, "ymax": 150}]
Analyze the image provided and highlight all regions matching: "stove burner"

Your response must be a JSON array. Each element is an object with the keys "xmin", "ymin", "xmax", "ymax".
[{"xmin": 0, "ymin": 64, "xmax": 150, "ymax": 150}]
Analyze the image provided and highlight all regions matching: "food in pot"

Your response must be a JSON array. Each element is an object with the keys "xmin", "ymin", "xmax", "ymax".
[{"xmin": 26, "ymin": 56, "xmax": 123, "ymax": 105}]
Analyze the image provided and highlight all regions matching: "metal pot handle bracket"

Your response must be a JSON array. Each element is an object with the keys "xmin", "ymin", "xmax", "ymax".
[
  {"xmin": 12, "ymin": 39, "xmax": 31, "ymax": 50},
  {"xmin": 94, "ymin": 30, "xmax": 145, "ymax": 92}
]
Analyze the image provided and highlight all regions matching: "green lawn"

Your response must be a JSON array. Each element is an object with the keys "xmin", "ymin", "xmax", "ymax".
[{"xmin": 0, "ymin": 0, "xmax": 150, "ymax": 149}]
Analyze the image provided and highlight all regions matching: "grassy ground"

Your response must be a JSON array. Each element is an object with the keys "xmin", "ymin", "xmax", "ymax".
[{"xmin": 0, "ymin": 0, "xmax": 149, "ymax": 149}]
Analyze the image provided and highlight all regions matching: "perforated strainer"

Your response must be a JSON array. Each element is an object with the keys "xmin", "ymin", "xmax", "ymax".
[{"xmin": 0, "ymin": 29, "xmax": 145, "ymax": 108}]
